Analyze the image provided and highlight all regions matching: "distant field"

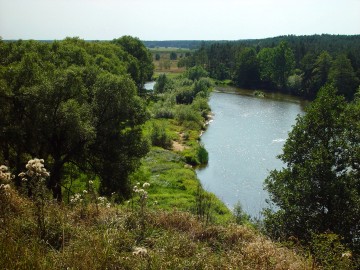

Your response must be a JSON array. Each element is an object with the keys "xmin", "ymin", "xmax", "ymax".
[
  {"xmin": 150, "ymin": 47, "xmax": 190, "ymax": 73},
  {"xmin": 150, "ymin": 47, "xmax": 193, "ymax": 53}
]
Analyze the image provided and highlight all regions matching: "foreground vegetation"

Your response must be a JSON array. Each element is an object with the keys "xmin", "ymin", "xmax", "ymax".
[{"xmin": 0, "ymin": 184, "xmax": 315, "ymax": 269}]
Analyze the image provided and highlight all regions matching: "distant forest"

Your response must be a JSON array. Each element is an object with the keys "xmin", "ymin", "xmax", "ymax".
[{"xmin": 145, "ymin": 35, "xmax": 360, "ymax": 99}]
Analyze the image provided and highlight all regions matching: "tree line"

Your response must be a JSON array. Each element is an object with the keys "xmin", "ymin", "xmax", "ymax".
[
  {"xmin": 0, "ymin": 36, "xmax": 154, "ymax": 201},
  {"xmin": 178, "ymin": 34, "xmax": 360, "ymax": 100}
]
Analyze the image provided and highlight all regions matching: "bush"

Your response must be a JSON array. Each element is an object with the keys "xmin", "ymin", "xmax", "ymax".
[
  {"xmin": 175, "ymin": 105, "xmax": 203, "ymax": 126},
  {"xmin": 150, "ymin": 122, "xmax": 172, "ymax": 149},
  {"xmin": 154, "ymin": 74, "xmax": 174, "ymax": 94},
  {"xmin": 193, "ymin": 77, "xmax": 212, "ymax": 95},
  {"xmin": 152, "ymin": 102, "xmax": 175, "ymax": 119},
  {"xmin": 197, "ymin": 144, "xmax": 209, "ymax": 164},
  {"xmin": 185, "ymin": 65, "xmax": 209, "ymax": 81},
  {"xmin": 310, "ymin": 233, "xmax": 355, "ymax": 270},
  {"xmin": 175, "ymin": 87, "xmax": 195, "ymax": 104}
]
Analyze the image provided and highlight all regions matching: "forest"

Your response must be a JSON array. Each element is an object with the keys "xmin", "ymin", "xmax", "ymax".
[{"xmin": 177, "ymin": 34, "xmax": 360, "ymax": 100}]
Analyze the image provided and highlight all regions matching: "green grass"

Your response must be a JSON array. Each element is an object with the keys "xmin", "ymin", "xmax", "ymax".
[{"xmin": 132, "ymin": 147, "xmax": 231, "ymax": 223}]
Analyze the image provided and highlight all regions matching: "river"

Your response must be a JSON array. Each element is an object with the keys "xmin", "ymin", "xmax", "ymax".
[{"xmin": 196, "ymin": 86, "xmax": 306, "ymax": 218}]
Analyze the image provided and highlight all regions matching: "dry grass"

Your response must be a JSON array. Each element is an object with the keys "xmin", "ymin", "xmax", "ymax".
[{"xmin": 0, "ymin": 188, "xmax": 316, "ymax": 270}]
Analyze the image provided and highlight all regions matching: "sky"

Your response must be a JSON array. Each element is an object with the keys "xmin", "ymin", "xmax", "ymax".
[{"xmin": 1, "ymin": 0, "xmax": 359, "ymax": 40}]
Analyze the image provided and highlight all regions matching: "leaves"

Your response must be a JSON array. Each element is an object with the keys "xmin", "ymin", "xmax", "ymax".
[{"xmin": 264, "ymin": 85, "xmax": 360, "ymax": 252}]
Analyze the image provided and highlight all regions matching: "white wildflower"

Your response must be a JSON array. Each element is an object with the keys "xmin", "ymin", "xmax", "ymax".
[
  {"xmin": 0, "ymin": 165, "xmax": 8, "ymax": 172},
  {"xmin": 143, "ymin": 182, "xmax": 150, "ymax": 188},
  {"xmin": 132, "ymin": 247, "xmax": 147, "ymax": 256},
  {"xmin": 342, "ymin": 251, "xmax": 352, "ymax": 258}
]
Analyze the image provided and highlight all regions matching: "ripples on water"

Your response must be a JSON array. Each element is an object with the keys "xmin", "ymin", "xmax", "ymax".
[{"xmin": 196, "ymin": 89, "xmax": 305, "ymax": 218}]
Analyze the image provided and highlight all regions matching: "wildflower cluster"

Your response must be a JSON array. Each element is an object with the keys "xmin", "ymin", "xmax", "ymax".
[
  {"xmin": 18, "ymin": 158, "xmax": 50, "ymax": 181},
  {"xmin": 70, "ymin": 193, "xmax": 84, "ymax": 204},
  {"xmin": 132, "ymin": 246, "xmax": 148, "ymax": 256},
  {"xmin": 133, "ymin": 182, "xmax": 150, "ymax": 200},
  {"xmin": 0, "ymin": 165, "xmax": 12, "ymax": 195},
  {"xmin": 97, "ymin": 196, "xmax": 111, "ymax": 208}
]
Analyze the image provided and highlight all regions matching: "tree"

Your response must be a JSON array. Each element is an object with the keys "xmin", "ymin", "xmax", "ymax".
[
  {"xmin": 170, "ymin": 52, "xmax": 177, "ymax": 60},
  {"xmin": 154, "ymin": 73, "xmax": 174, "ymax": 94},
  {"xmin": 258, "ymin": 47, "xmax": 275, "ymax": 88},
  {"xmin": 264, "ymin": 84, "xmax": 360, "ymax": 252},
  {"xmin": 0, "ymin": 39, "xmax": 150, "ymax": 201},
  {"xmin": 329, "ymin": 54, "xmax": 359, "ymax": 100},
  {"xmin": 112, "ymin": 36, "xmax": 154, "ymax": 89},
  {"xmin": 233, "ymin": 47, "xmax": 260, "ymax": 88},
  {"xmin": 88, "ymin": 73, "xmax": 149, "ymax": 197},
  {"xmin": 185, "ymin": 65, "xmax": 208, "ymax": 81},
  {"xmin": 305, "ymin": 51, "xmax": 333, "ymax": 99},
  {"xmin": 272, "ymin": 42, "xmax": 295, "ymax": 89}
]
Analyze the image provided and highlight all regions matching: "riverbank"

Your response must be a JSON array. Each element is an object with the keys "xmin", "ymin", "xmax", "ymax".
[{"xmin": 134, "ymin": 72, "xmax": 233, "ymax": 224}]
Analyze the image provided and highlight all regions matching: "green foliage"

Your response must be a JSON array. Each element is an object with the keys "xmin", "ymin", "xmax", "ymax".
[
  {"xmin": 234, "ymin": 47, "xmax": 260, "ymax": 88},
  {"xmin": 264, "ymin": 84, "xmax": 360, "ymax": 254},
  {"xmin": 170, "ymin": 52, "xmax": 177, "ymax": 60},
  {"xmin": 183, "ymin": 35, "xmax": 360, "ymax": 99},
  {"xmin": 310, "ymin": 233, "xmax": 355, "ymax": 270},
  {"xmin": 329, "ymin": 54, "xmax": 359, "ymax": 100},
  {"xmin": 0, "ymin": 38, "xmax": 152, "ymax": 200},
  {"xmin": 197, "ymin": 144, "xmax": 209, "ymax": 165},
  {"xmin": 233, "ymin": 201, "xmax": 250, "ymax": 225},
  {"xmin": 175, "ymin": 105, "xmax": 203, "ymax": 127},
  {"xmin": 150, "ymin": 122, "xmax": 172, "ymax": 149},
  {"xmin": 184, "ymin": 65, "xmax": 209, "ymax": 81},
  {"xmin": 309, "ymin": 51, "xmax": 333, "ymax": 98},
  {"xmin": 153, "ymin": 73, "xmax": 174, "ymax": 94},
  {"xmin": 112, "ymin": 36, "xmax": 154, "ymax": 88}
]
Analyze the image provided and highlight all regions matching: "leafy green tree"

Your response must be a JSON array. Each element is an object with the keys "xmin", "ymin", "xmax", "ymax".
[
  {"xmin": 185, "ymin": 65, "xmax": 208, "ymax": 81},
  {"xmin": 234, "ymin": 47, "xmax": 260, "ymax": 88},
  {"xmin": 300, "ymin": 51, "xmax": 318, "ymax": 98},
  {"xmin": 272, "ymin": 42, "xmax": 295, "ymax": 89},
  {"xmin": 0, "ymin": 39, "xmax": 150, "ymax": 201},
  {"xmin": 154, "ymin": 73, "xmax": 174, "ymax": 94},
  {"xmin": 112, "ymin": 36, "xmax": 154, "ymax": 89},
  {"xmin": 303, "ymin": 51, "xmax": 333, "ymax": 99},
  {"xmin": 264, "ymin": 84, "xmax": 360, "ymax": 252},
  {"xmin": 88, "ymin": 73, "xmax": 149, "ymax": 197},
  {"xmin": 329, "ymin": 54, "xmax": 359, "ymax": 100},
  {"xmin": 258, "ymin": 47, "xmax": 275, "ymax": 88},
  {"xmin": 155, "ymin": 53, "xmax": 160, "ymax": 61},
  {"xmin": 170, "ymin": 52, "xmax": 177, "ymax": 60}
]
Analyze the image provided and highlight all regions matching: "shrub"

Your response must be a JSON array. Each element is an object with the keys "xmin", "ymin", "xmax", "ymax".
[
  {"xmin": 154, "ymin": 74, "xmax": 174, "ymax": 94},
  {"xmin": 310, "ymin": 233, "xmax": 355, "ymax": 270},
  {"xmin": 150, "ymin": 122, "xmax": 172, "ymax": 149},
  {"xmin": 185, "ymin": 65, "xmax": 209, "ymax": 81},
  {"xmin": 197, "ymin": 144, "xmax": 209, "ymax": 164},
  {"xmin": 175, "ymin": 105, "xmax": 203, "ymax": 126}
]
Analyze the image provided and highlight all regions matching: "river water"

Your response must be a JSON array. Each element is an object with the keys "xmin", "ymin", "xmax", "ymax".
[{"xmin": 196, "ymin": 87, "xmax": 306, "ymax": 218}]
